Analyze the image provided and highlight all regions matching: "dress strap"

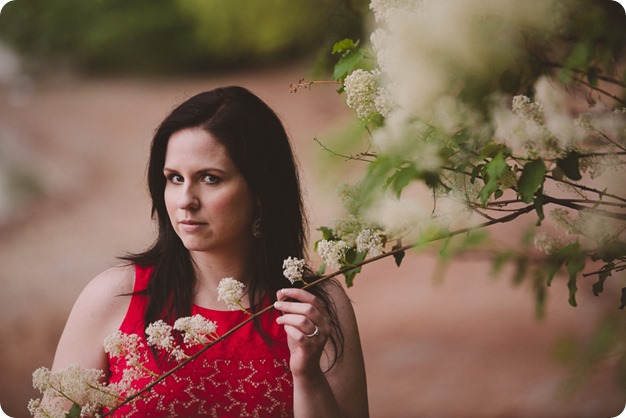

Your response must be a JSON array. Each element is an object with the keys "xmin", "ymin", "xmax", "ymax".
[{"xmin": 118, "ymin": 264, "xmax": 153, "ymax": 334}]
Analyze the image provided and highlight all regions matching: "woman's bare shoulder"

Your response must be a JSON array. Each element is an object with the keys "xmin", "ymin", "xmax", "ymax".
[
  {"xmin": 51, "ymin": 264, "xmax": 137, "ymax": 371},
  {"xmin": 82, "ymin": 264, "xmax": 135, "ymax": 298},
  {"xmin": 72, "ymin": 264, "xmax": 136, "ymax": 318}
]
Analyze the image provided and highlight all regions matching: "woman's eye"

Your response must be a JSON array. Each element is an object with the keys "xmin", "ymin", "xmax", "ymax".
[
  {"xmin": 203, "ymin": 174, "xmax": 220, "ymax": 184},
  {"xmin": 167, "ymin": 174, "xmax": 184, "ymax": 183}
]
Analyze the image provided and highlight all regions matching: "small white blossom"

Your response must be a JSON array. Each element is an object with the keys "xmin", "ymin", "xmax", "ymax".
[
  {"xmin": 282, "ymin": 256, "xmax": 306, "ymax": 284},
  {"xmin": 31, "ymin": 367, "xmax": 51, "ymax": 393},
  {"xmin": 355, "ymin": 229, "xmax": 386, "ymax": 256},
  {"xmin": 216, "ymin": 277, "xmax": 246, "ymax": 311},
  {"xmin": 317, "ymin": 239, "xmax": 350, "ymax": 269},
  {"xmin": 102, "ymin": 330, "xmax": 125, "ymax": 357},
  {"xmin": 174, "ymin": 314, "xmax": 218, "ymax": 346},
  {"xmin": 145, "ymin": 320, "xmax": 175, "ymax": 350},
  {"xmin": 103, "ymin": 330, "xmax": 143, "ymax": 365}
]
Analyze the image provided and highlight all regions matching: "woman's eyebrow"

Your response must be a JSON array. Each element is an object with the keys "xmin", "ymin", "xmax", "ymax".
[{"xmin": 163, "ymin": 166, "xmax": 227, "ymax": 174}]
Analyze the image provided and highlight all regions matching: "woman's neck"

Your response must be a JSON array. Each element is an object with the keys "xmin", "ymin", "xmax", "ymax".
[
  {"xmin": 187, "ymin": 249, "xmax": 256, "ymax": 310},
  {"xmin": 189, "ymin": 250, "xmax": 252, "ymax": 288}
]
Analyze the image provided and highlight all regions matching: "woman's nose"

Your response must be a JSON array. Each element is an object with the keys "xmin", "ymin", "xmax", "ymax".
[{"xmin": 178, "ymin": 185, "xmax": 200, "ymax": 210}]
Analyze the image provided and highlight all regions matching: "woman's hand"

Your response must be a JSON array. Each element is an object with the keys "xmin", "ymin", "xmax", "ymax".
[{"xmin": 274, "ymin": 287, "xmax": 330, "ymax": 378}]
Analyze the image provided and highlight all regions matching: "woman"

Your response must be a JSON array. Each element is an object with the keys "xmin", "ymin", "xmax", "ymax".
[{"xmin": 50, "ymin": 86, "xmax": 369, "ymax": 417}]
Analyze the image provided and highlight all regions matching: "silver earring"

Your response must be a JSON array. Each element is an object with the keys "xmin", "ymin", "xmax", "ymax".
[{"xmin": 252, "ymin": 215, "xmax": 261, "ymax": 238}]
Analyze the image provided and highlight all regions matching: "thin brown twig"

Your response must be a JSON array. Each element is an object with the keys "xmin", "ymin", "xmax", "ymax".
[
  {"xmin": 573, "ymin": 75, "xmax": 626, "ymax": 107},
  {"xmin": 545, "ymin": 175, "xmax": 626, "ymax": 203},
  {"xmin": 290, "ymin": 79, "xmax": 342, "ymax": 93},
  {"xmin": 104, "ymin": 204, "xmax": 537, "ymax": 415},
  {"xmin": 313, "ymin": 136, "xmax": 376, "ymax": 162},
  {"xmin": 542, "ymin": 195, "xmax": 626, "ymax": 221}
]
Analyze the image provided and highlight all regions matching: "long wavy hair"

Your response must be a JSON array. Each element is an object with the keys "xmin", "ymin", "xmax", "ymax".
[{"xmin": 123, "ymin": 86, "xmax": 343, "ymax": 365}]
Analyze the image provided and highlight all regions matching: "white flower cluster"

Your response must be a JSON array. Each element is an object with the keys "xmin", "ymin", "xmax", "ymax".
[
  {"xmin": 173, "ymin": 315, "xmax": 219, "ymax": 346},
  {"xmin": 282, "ymin": 256, "xmax": 306, "ymax": 284},
  {"xmin": 492, "ymin": 87, "xmax": 588, "ymax": 160},
  {"xmin": 344, "ymin": 69, "xmax": 381, "ymax": 120},
  {"xmin": 370, "ymin": 0, "xmax": 420, "ymax": 23},
  {"xmin": 317, "ymin": 239, "xmax": 350, "ymax": 269},
  {"xmin": 29, "ymin": 364, "xmax": 121, "ymax": 418},
  {"xmin": 30, "ymin": 311, "xmax": 224, "ymax": 417},
  {"xmin": 104, "ymin": 329, "xmax": 164, "ymax": 390},
  {"xmin": 551, "ymin": 208, "xmax": 616, "ymax": 245},
  {"xmin": 512, "ymin": 95, "xmax": 544, "ymax": 125},
  {"xmin": 355, "ymin": 229, "xmax": 385, "ymax": 256},
  {"xmin": 103, "ymin": 330, "xmax": 143, "ymax": 364},
  {"xmin": 144, "ymin": 316, "xmax": 219, "ymax": 360},
  {"xmin": 216, "ymin": 277, "xmax": 246, "ymax": 311},
  {"xmin": 145, "ymin": 320, "xmax": 175, "ymax": 350},
  {"xmin": 533, "ymin": 232, "xmax": 563, "ymax": 255}
]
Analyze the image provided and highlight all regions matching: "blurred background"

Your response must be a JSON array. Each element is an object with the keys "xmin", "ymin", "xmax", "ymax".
[{"xmin": 0, "ymin": 1, "xmax": 623, "ymax": 417}]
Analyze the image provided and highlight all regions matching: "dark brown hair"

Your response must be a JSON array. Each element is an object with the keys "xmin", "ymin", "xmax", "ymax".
[{"xmin": 123, "ymin": 86, "xmax": 343, "ymax": 366}]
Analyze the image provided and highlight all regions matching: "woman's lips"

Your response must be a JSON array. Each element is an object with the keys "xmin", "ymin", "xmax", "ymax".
[{"xmin": 179, "ymin": 219, "xmax": 207, "ymax": 232}]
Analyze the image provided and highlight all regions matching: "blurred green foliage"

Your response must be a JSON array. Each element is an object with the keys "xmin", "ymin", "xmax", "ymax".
[{"xmin": 0, "ymin": 0, "xmax": 369, "ymax": 75}]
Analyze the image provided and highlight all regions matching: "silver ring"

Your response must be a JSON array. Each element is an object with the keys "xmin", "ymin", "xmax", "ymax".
[{"xmin": 305, "ymin": 325, "xmax": 320, "ymax": 338}]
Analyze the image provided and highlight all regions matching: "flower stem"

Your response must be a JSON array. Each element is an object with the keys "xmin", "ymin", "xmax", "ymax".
[{"xmin": 104, "ymin": 204, "xmax": 536, "ymax": 416}]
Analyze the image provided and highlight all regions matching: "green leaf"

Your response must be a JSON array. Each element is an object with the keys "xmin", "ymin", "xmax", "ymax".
[
  {"xmin": 551, "ymin": 166, "xmax": 564, "ymax": 181},
  {"xmin": 564, "ymin": 243, "xmax": 585, "ymax": 307},
  {"xmin": 317, "ymin": 226, "xmax": 336, "ymax": 241},
  {"xmin": 438, "ymin": 235, "xmax": 453, "ymax": 259},
  {"xmin": 365, "ymin": 155, "xmax": 396, "ymax": 188},
  {"xmin": 316, "ymin": 262, "xmax": 327, "ymax": 276},
  {"xmin": 388, "ymin": 164, "xmax": 418, "ymax": 198},
  {"xmin": 559, "ymin": 67, "xmax": 574, "ymax": 84},
  {"xmin": 343, "ymin": 250, "xmax": 366, "ymax": 287},
  {"xmin": 332, "ymin": 38, "xmax": 359, "ymax": 55},
  {"xmin": 393, "ymin": 250, "xmax": 405, "ymax": 267},
  {"xmin": 567, "ymin": 275, "xmax": 578, "ymax": 307},
  {"xmin": 461, "ymin": 230, "xmax": 488, "ymax": 248},
  {"xmin": 333, "ymin": 48, "xmax": 365, "ymax": 81},
  {"xmin": 556, "ymin": 152, "xmax": 582, "ymax": 181},
  {"xmin": 481, "ymin": 142, "xmax": 508, "ymax": 158},
  {"xmin": 592, "ymin": 264, "xmax": 613, "ymax": 296},
  {"xmin": 587, "ymin": 67, "xmax": 599, "ymax": 87},
  {"xmin": 518, "ymin": 159, "xmax": 547, "ymax": 203},
  {"xmin": 479, "ymin": 152, "xmax": 508, "ymax": 206},
  {"xmin": 491, "ymin": 252, "xmax": 512, "ymax": 275},
  {"xmin": 534, "ymin": 276, "xmax": 547, "ymax": 319},
  {"xmin": 594, "ymin": 240, "xmax": 626, "ymax": 263},
  {"xmin": 545, "ymin": 258, "xmax": 563, "ymax": 287},
  {"xmin": 513, "ymin": 256, "xmax": 527, "ymax": 285},
  {"xmin": 470, "ymin": 164, "xmax": 483, "ymax": 184},
  {"xmin": 565, "ymin": 41, "xmax": 593, "ymax": 71},
  {"xmin": 65, "ymin": 404, "xmax": 82, "ymax": 418},
  {"xmin": 391, "ymin": 240, "xmax": 405, "ymax": 267}
]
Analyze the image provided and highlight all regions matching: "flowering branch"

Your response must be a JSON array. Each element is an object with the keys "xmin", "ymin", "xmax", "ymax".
[{"xmin": 104, "ymin": 202, "xmax": 539, "ymax": 415}]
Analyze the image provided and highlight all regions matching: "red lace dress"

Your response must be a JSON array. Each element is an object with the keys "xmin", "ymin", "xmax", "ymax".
[{"xmin": 106, "ymin": 265, "xmax": 294, "ymax": 417}]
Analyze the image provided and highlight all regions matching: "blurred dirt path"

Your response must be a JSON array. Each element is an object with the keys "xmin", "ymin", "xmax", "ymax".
[{"xmin": 0, "ymin": 63, "xmax": 623, "ymax": 418}]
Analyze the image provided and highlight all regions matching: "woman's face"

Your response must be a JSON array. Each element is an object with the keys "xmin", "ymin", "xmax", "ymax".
[{"xmin": 163, "ymin": 127, "xmax": 256, "ymax": 256}]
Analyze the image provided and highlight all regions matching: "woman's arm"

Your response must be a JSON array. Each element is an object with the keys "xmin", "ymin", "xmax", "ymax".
[
  {"xmin": 275, "ymin": 284, "xmax": 369, "ymax": 418},
  {"xmin": 51, "ymin": 265, "xmax": 134, "ymax": 374}
]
